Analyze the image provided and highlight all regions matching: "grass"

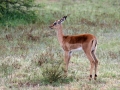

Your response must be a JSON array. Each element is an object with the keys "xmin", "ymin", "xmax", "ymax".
[{"xmin": 0, "ymin": 0, "xmax": 120, "ymax": 90}]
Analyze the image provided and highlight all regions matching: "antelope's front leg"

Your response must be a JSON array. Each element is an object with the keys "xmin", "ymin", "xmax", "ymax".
[{"xmin": 63, "ymin": 51, "xmax": 71, "ymax": 76}]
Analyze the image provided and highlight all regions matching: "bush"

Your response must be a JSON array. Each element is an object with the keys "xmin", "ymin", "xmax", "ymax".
[
  {"xmin": 0, "ymin": 0, "xmax": 39, "ymax": 26},
  {"xmin": 34, "ymin": 47, "xmax": 66, "ymax": 83},
  {"xmin": 0, "ymin": 0, "xmax": 35, "ymax": 15},
  {"xmin": 42, "ymin": 59, "xmax": 65, "ymax": 83}
]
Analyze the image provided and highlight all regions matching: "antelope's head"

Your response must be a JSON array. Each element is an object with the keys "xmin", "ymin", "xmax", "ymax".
[{"xmin": 49, "ymin": 16, "xmax": 67, "ymax": 29}]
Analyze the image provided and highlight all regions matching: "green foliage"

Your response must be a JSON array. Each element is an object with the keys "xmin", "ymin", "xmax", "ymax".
[
  {"xmin": 0, "ymin": 11, "xmax": 38, "ymax": 26},
  {"xmin": 0, "ymin": 0, "xmax": 38, "ymax": 26},
  {"xmin": 0, "ymin": 0, "xmax": 35, "ymax": 14}
]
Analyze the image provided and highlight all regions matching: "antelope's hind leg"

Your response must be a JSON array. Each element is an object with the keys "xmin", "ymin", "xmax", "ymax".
[
  {"xmin": 85, "ymin": 52, "xmax": 95, "ymax": 80},
  {"xmin": 91, "ymin": 50, "xmax": 98, "ymax": 80}
]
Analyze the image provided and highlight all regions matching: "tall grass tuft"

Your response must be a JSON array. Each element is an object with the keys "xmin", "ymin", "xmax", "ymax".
[{"xmin": 35, "ymin": 47, "xmax": 66, "ymax": 83}]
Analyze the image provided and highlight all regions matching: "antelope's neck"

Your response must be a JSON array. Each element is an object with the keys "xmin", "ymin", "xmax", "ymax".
[{"xmin": 56, "ymin": 25, "xmax": 64, "ymax": 46}]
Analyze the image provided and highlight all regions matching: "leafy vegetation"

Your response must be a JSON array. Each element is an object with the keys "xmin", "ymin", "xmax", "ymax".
[
  {"xmin": 0, "ymin": 0, "xmax": 39, "ymax": 26},
  {"xmin": 0, "ymin": 0, "xmax": 120, "ymax": 90}
]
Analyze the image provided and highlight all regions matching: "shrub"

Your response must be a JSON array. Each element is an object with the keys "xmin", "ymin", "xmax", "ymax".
[
  {"xmin": 0, "ymin": 0, "xmax": 39, "ymax": 26},
  {"xmin": 34, "ymin": 47, "xmax": 66, "ymax": 83},
  {"xmin": 0, "ymin": 0, "xmax": 36, "ymax": 16},
  {"xmin": 42, "ymin": 60, "xmax": 65, "ymax": 83}
]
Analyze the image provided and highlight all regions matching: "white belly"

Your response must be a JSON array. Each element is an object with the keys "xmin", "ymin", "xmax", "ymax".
[
  {"xmin": 69, "ymin": 47, "xmax": 82, "ymax": 56},
  {"xmin": 71, "ymin": 47, "xmax": 82, "ymax": 52}
]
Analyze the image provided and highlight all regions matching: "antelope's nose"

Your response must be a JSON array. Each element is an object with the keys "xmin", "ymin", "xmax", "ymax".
[{"xmin": 49, "ymin": 26, "xmax": 53, "ymax": 29}]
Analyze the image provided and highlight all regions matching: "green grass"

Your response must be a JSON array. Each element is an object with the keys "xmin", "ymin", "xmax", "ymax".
[{"xmin": 0, "ymin": 0, "xmax": 120, "ymax": 90}]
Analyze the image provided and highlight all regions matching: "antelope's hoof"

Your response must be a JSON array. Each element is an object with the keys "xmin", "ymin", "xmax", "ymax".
[
  {"xmin": 89, "ymin": 78, "xmax": 92, "ymax": 81},
  {"xmin": 89, "ymin": 75, "xmax": 92, "ymax": 81},
  {"xmin": 94, "ymin": 74, "xmax": 97, "ymax": 80},
  {"xmin": 63, "ymin": 71, "xmax": 68, "ymax": 77},
  {"xmin": 94, "ymin": 77, "xmax": 97, "ymax": 80}
]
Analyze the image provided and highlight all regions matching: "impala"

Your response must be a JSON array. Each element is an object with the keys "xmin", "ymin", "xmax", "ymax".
[{"xmin": 49, "ymin": 15, "xmax": 99, "ymax": 80}]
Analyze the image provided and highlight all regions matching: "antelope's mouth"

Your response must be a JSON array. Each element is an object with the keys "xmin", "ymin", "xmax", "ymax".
[{"xmin": 49, "ymin": 25, "xmax": 53, "ymax": 29}]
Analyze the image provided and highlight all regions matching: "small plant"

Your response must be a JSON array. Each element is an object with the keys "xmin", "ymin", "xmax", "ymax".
[
  {"xmin": 41, "ymin": 60, "xmax": 65, "ymax": 83},
  {"xmin": 36, "ymin": 47, "xmax": 66, "ymax": 83}
]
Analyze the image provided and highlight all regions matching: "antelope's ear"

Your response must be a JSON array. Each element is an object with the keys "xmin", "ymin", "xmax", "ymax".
[{"xmin": 58, "ymin": 16, "xmax": 67, "ymax": 24}]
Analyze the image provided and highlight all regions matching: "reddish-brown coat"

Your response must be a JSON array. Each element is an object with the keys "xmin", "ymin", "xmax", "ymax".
[{"xmin": 63, "ymin": 34, "xmax": 96, "ymax": 44}]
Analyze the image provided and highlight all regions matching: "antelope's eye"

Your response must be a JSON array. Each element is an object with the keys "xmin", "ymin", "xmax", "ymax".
[{"xmin": 53, "ymin": 22, "xmax": 57, "ymax": 25}]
